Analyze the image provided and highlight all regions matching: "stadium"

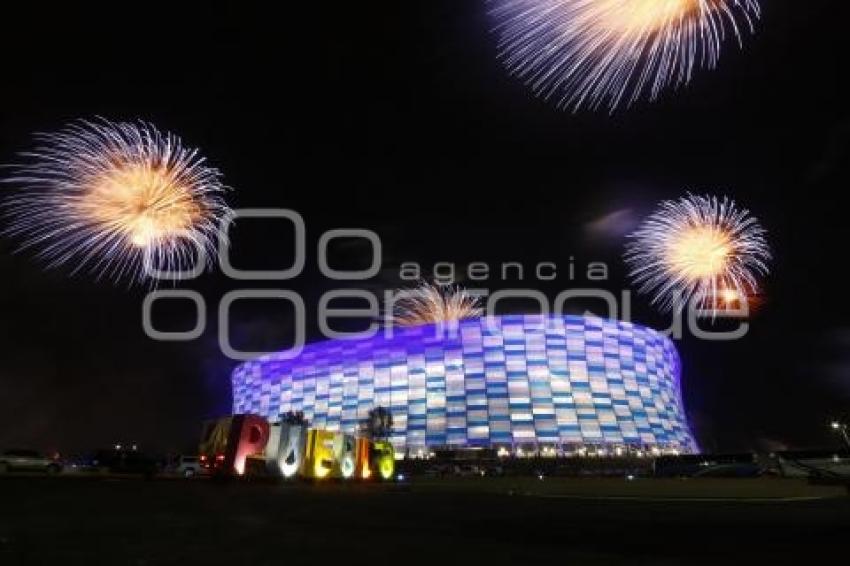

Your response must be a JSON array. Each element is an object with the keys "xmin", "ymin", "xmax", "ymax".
[{"xmin": 232, "ymin": 315, "xmax": 698, "ymax": 457}]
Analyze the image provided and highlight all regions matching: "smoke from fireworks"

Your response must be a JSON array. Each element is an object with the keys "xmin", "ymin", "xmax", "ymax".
[
  {"xmin": 490, "ymin": 0, "xmax": 761, "ymax": 112},
  {"xmin": 387, "ymin": 282, "xmax": 484, "ymax": 327},
  {"xmin": 2, "ymin": 119, "xmax": 230, "ymax": 283},
  {"xmin": 624, "ymin": 193, "xmax": 770, "ymax": 315}
]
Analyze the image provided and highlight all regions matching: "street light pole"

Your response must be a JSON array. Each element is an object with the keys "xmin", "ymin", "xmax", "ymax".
[{"xmin": 831, "ymin": 421, "xmax": 850, "ymax": 449}]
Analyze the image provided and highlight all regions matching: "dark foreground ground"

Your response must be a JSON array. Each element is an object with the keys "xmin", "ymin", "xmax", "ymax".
[{"xmin": 1, "ymin": 476, "xmax": 848, "ymax": 566}]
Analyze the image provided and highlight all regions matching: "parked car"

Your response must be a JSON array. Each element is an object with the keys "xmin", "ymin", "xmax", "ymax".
[
  {"xmin": 170, "ymin": 455, "xmax": 205, "ymax": 478},
  {"xmin": 0, "ymin": 449, "xmax": 63, "ymax": 474},
  {"xmin": 452, "ymin": 464, "xmax": 483, "ymax": 477},
  {"xmin": 653, "ymin": 453, "xmax": 758, "ymax": 478}
]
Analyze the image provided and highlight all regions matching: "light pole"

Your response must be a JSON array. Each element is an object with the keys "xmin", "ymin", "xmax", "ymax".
[{"xmin": 831, "ymin": 421, "xmax": 850, "ymax": 449}]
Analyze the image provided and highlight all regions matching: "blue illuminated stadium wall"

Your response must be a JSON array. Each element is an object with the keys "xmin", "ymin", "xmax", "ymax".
[{"xmin": 232, "ymin": 315, "xmax": 697, "ymax": 455}]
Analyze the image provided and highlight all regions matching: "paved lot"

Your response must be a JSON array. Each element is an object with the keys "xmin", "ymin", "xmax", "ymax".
[{"xmin": 1, "ymin": 476, "xmax": 848, "ymax": 565}]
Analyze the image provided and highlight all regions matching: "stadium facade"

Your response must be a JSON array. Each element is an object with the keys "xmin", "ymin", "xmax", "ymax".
[{"xmin": 232, "ymin": 315, "xmax": 698, "ymax": 456}]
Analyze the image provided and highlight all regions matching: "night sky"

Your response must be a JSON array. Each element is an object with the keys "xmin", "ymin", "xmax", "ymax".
[{"xmin": 1, "ymin": 2, "xmax": 848, "ymax": 455}]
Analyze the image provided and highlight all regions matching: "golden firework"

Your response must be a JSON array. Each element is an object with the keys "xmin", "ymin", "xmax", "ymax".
[
  {"xmin": 388, "ymin": 282, "xmax": 484, "ymax": 327},
  {"xmin": 625, "ymin": 194, "xmax": 770, "ymax": 315},
  {"xmin": 2, "ymin": 119, "xmax": 230, "ymax": 283},
  {"xmin": 82, "ymin": 162, "xmax": 204, "ymax": 247},
  {"xmin": 491, "ymin": 0, "xmax": 761, "ymax": 112},
  {"xmin": 665, "ymin": 225, "xmax": 732, "ymax": 280}
]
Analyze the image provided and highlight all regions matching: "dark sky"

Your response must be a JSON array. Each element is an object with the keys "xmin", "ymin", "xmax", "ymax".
[{"xmin": 1, "ymin": 2, "xmax": 848, "ymax": 455}]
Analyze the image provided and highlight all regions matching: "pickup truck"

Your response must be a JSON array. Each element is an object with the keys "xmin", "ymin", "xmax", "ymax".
[{"xmin": 0, "ymin": 449, "xmax": 63, "ymax": 474}]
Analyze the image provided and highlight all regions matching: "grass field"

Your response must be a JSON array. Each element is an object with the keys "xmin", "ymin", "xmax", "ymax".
[{"xmin": 1, "ymin": 475, "xmax": 848, "ymax": 565}]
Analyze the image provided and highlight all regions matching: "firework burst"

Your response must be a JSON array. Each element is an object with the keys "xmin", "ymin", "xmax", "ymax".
[
  {"xmin": 2, "ymin": 119, "xmax": 230, "ymax": 284},
  {"xmin": 624, "ymin": 193, "xmax": 770, "ymax": 315},
  {"xmin": 489, "ymin": 0, "xmax": 761, "ymax": 112},
  {"xmin": 387, "ymin": 282, "xmax": 484, "ymax": 327}
]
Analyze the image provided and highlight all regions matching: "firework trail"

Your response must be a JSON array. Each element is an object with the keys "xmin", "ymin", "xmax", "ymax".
[
  {"xmin": 624, "ymin": 193, "xmax": 770, "ymax": 315},
  {"xmin": 387, "ymin": 282, "xmax": 484, "ymax": 327},
  {"xmin": 489, "ymin": 0, "xmax": 761, "ymax": 112},
  {"xmin": 1, "ymin": 118, "xmax": 230, "ymax": 284}
]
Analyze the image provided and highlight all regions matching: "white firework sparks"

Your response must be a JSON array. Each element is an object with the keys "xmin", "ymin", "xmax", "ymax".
[
  {"xmin": 387, "ymin": 282, "xmax": 484, "ymax": 327},
  {"xmin": 624, "ymin": 193, "xmax": 770, "ymax": 314},
  {"xmin": 489, "ymin": 0, "xmax": 761, "ymax": 112},
  {"xmin": 2, "ymin": 118, "xmax": 230, "ymax": 284}
]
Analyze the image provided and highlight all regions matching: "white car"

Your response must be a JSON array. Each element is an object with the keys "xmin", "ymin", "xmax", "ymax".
[
  {"xmin": 0, "ymin": 449, "xmax": 63, "ymax": 474},
  {"xmin": 173, "ymin": 455, "xmax": 205, "ymax": 478}
]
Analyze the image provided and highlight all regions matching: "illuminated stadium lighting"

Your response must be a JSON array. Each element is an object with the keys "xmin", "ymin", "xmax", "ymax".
[{"xmin": 232, "ymin": 315, "xmax": 698, "ymax": 455}]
